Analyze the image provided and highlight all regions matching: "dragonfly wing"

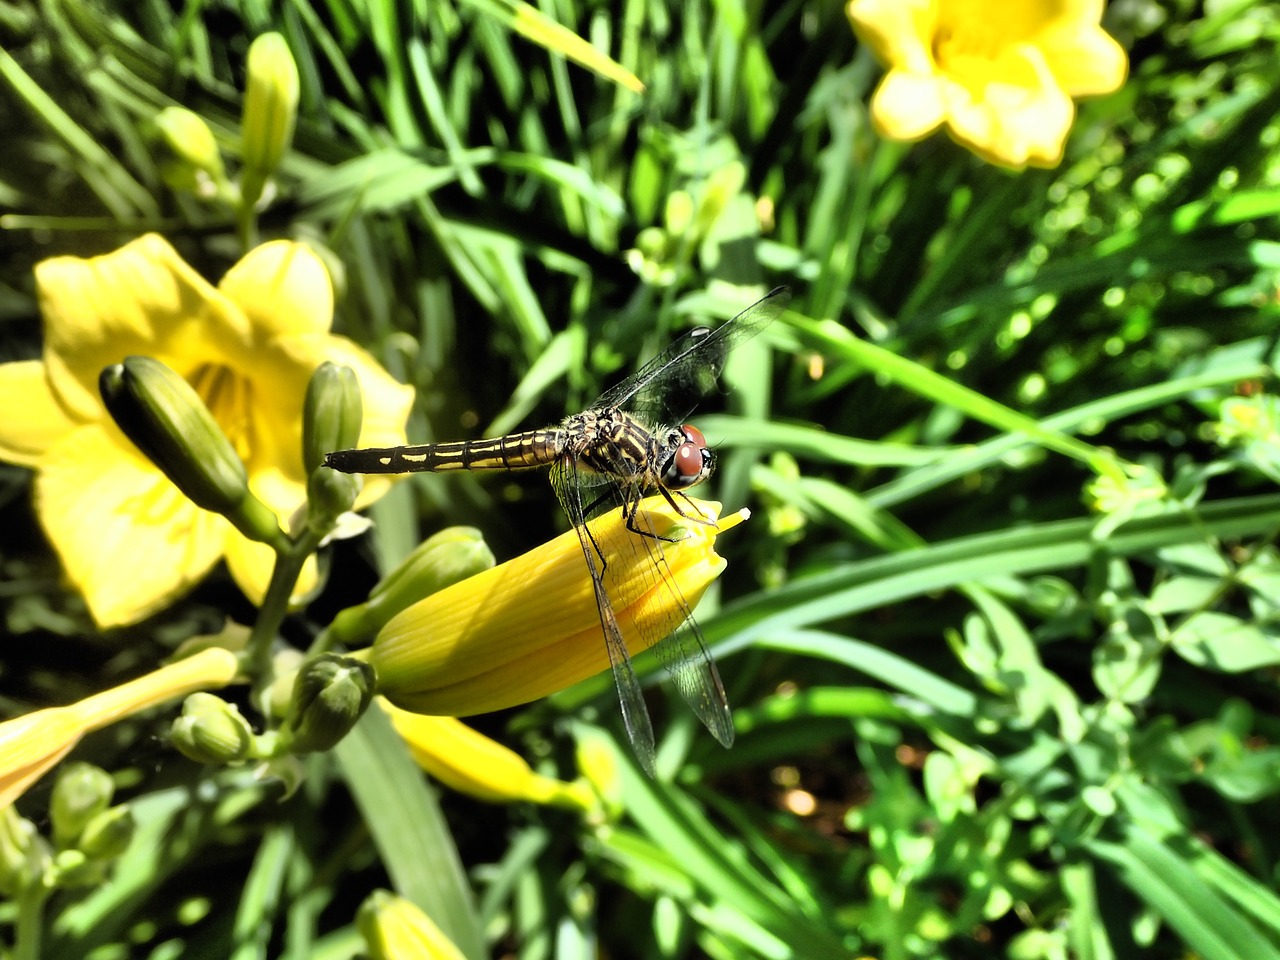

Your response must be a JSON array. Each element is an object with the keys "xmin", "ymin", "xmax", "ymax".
[
  {"xmin": 593, "ymin": 286, "xmax": 790, "ymax": 426},
  {"xmin": 549, "ymin": 457, "xmax": 658, "ymax": 776},
  {"xmin": 626, "ymin": 502, "xmax": 735, "ymax": 748}
]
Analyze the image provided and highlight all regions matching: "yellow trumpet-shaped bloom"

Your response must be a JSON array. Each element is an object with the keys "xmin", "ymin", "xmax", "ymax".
[
  {"xmin": 0, "ymin": 235, "xmax": 414, "ymax": 626},
  {"xmin": 0, "ymin": 647, "xmax": 240, "ymax": 807},
  {"xmin": 847, "ymin": 0, "xmax": 1128, "ymax": 169},
  {"xmin": 369, "ymin": 497, "xmax": 743, "ymax": 717},
  {"xmin": 380, "ymin": 699, "xmax": 594, "ymax": 808}
]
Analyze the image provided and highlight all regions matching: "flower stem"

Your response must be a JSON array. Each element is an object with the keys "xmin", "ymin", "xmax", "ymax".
[
  {"xmin": 14, "ymin": 886, "xmax": 50, "ymax": 960},
  {"xmin": 243, "ymin": 526, "xmax": 327, "ymax": 692}
]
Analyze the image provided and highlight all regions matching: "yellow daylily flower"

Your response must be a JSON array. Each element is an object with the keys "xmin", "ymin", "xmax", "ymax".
[
  {"xmin": 380, "ymin": 699, "xmax": 595, "ymax": 808},
  {"xmin": 847, "ymin": 0, "xmax": 1128, "ymax": 169},
  {"xmin": 367, "ymin": 496, "xmax": 743, "ymax": 717},
  {"xmin": 0, "ymin": 235, "xmax": 414, "ymax": 626},
  {"xmin": 0, "ymin": 647, "xmax": 240, "ymax": 808}
]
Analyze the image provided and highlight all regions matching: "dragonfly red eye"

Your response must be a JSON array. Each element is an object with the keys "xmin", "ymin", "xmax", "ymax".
[
  {"xmin": 680, "ymin": 424, "xmax": 707, "ymax": 448},
  {"xmin": 673, "ymin": 441, "xmax": 706, "ymax": 480}
]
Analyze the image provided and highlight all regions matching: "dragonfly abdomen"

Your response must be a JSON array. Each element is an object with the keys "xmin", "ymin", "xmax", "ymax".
[{"xmin": 325, "ymin": 429, "xmax": 564, "ymax": 474}]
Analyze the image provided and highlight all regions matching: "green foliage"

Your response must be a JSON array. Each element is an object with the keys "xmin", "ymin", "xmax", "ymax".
[{"xmin": 3, "ymin": 0, "xmax": 1280, "ymax": 958}]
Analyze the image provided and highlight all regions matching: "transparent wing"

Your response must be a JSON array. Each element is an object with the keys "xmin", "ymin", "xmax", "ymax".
[
  {"xmin": 625, "ymin": 501, "xmax": 735, "ymax": 748},
  {"xmin": 593, "ymin": 286, "xmax": 790, "ymax": 426},
  {"xmin": 549, "ymin": 456, "xmax": 658, "ymax": 776}
]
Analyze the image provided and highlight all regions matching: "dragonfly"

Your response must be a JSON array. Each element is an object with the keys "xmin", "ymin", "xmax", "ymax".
[{"xmin": 326, "ymin": 286, "xmax": 790, "ymax": 774}]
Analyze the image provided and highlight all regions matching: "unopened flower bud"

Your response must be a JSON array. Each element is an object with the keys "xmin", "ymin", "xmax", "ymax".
[
  {"xmin": 0, "ymin": 806, "xmax": 48, "ymax": 897},
  {"xmin": 170, "ymin": 692, "xmax": 255, "ymax": 765},
  {"xmin": 52, "ymin": 848, "xmax": 101, "ymax": 888},
  {"xmin": 328, "ymin": 527, "xmax": 494, "ymax": 646},
  {"xmin": 303, "ymin": 362, "xmax": 363, "ymax": 474},
  {"xmin": 77, "ymin": 805, "xmax": 135, "ymax": 862},
  {"xmin": 154, "ymin": 106, "xmax": 226, "ymax": 196},
  {"xmin": 280, "ymin": 655, "xmax": 375, "ymax": 753},
  {"xmin": 358, "ymin": 889, "xmax": 468, "ymax": 960},
  {"xmin": 99, "ymin": 357, "xmax": 282, "ymax": 545},
  {"xmin": 307, "ymin": 468, "xmax": 361, "ymax": 532},
  {"xmin": 50, "ymin": 762, "xmax": 114, "ymax": 850},
  {"xmin": 240, "ymin": 32, "xmax": 299, "ymax": 209}
]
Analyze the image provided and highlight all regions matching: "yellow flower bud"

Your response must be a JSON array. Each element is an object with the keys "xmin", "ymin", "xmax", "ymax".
[
  {"xmin": 368, "ymin": 497, "xmax": 740, "ymax": 718},
  {"xmin": 153, "ymin": 106, "xmax": 226, "ymax": 196},
  {"xmin": 358, "ymin": 890, "xmax": 468, "ymax": 960},
  {"xmin": 240, "ymin": 32, "xmax": 300, "ymax": 208}
]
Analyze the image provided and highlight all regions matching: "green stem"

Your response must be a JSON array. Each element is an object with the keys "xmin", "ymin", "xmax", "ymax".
[
  {"xmin": 242, "ymin": 526, "xmax": 326, "ymax": 694},
  {"xmin": 14, "ymin": 885, "xmax": 50, "ymax": 960}
]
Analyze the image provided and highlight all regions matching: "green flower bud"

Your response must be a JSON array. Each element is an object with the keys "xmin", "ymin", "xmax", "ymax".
[
  {"xmin": 77, "ymin": 806, "xmax": 135, "ymax": 862},
  {"xmin": 303, "ymin": 362, "xmax": 363, "ymax": 475},
  {"xmin": 0, "ymin": 806, "xmax": 49, "ymax": 897},
  {"xmin": 328, "ymin": 527, "xmax": 495, "ymax": 646},
  {"xmin": 307, "ymin": 467, "xmax": 361, "ymax": 532},
  {"xmin": 280, "ymin": 655, "xmax": 375, "ymax": 753},
  {"xmin": 154, "ymin": 106, "xmax": 227, "ymax": 196},
  {"xmin": 52, "ymin": 848, "xmax": 102, "ymax": 888},
  {"xmin": 170, "ymin": 692, "xmax": 255, "ymax": 765},
  {"xmin": 99, "ymin": 357, "xmax": 282, "ymax": 545},
  {"xmin": 50, "ymin": 762, "xmax": 114, "ymax": 850},
  {"xmin": 240, "ymin": 32, "xmax": 299, "ymax": 209}
]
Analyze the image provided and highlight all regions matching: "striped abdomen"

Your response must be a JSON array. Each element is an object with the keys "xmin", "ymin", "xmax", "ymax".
[{"xmin": 325, "ymin": 428, "xmax": 565, "ymax": 475}]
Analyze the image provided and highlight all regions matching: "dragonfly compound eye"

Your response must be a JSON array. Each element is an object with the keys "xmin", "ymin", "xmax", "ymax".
[
  {"xmin": 679, "ymin": 424, "xmax": 707, "ymax": 448},
  {"xmin": 664, "ymin": 438, "xmax": 711, "ymax": 489}
]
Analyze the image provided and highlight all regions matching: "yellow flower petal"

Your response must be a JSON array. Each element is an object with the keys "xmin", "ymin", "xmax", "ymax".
[
  {"xmin": 381, "ymin": 700, "xmax": 594, "ymax": 808},
  {"xmin": 846, "ymin": 0, "xmax": 937, "ymax": 73},
  {"xmin": 36, "ymin": 423, "xmax": 227, "ymax": 627},
  {"xmin": 1037, "ymin": 19, "xmax": 1128, "ymax": 96},
  {"xmin": 370, "ymin": 497, "xmax": 735, "ymax": 716},
  {"xmin": 0, "ymin": 648, "xmax": 239, "ymax": 807},
  {"xmin": 870, "ymin": 70, "xmax": 948, "ymax": 141},
  {"xmin": 849, "ymin": 0, "xmax": 1127, "ymax": 170},
  {"xmin": 36, "ymin": 234, "xmax": 251, "ymax": 422},
  {"xmin": 0, "ymin": 360, "xmax": 79, "ymax": 466},
  {"xmin": 218, "ymin": 240, "xmax": 332, "ymax": 341}
]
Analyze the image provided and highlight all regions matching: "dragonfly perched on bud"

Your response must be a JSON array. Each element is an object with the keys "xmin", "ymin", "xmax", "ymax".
[{"xmin": 327, "ymin": 287, "xmax": 789, "ymax": 773}]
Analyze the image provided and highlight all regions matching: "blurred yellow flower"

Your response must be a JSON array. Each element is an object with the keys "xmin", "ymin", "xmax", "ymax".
[
  {"xmin": 368, "ymin": 497, "xmax": 741, "ymax": 717},
  {"xmin": 0, "ymin": 235, "xmax": 414, "ymax": 626},
  {"xmin": 0, "ymin": 647, "xmax": 239, "ymax": 807},
  {"xmin": 847, "ymin": 0, "xmax": 1128, "ymax": 169},
  {"xmin": 380, "ymin": 699, "xmax": 595, "ymax": 808}
]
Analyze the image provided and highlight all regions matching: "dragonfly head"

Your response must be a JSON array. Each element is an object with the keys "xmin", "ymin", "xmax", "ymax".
[{"xmin": 660, "ymin": 424, "xmax": 713, "ymax": 490}]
